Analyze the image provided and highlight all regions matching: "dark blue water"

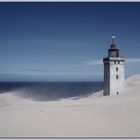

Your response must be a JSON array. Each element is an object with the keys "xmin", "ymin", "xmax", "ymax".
[{"xmin": 0, "ymin": 81, "xmax": 103, "ymax": 101}]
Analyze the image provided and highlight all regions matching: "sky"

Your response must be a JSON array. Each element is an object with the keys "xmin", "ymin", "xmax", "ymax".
[{"xmin": 0, "ymin": 2, "xmax": 140, "ymax": 81}]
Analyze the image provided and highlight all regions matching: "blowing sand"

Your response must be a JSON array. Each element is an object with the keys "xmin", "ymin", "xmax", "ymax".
[{"xmin": 0, "ymin": 75, "xmax": 140, "ymax": 137}]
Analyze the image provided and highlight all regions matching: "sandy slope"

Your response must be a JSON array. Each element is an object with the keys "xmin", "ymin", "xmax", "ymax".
[{"xmin": 0, "ymin": 75, "xmax": 140, "ymax": 137}]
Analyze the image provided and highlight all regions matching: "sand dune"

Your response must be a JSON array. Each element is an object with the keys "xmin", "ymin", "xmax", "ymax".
[{"xmin": 0, "ymin": 75, "xmax": 140, "ymax": 137}]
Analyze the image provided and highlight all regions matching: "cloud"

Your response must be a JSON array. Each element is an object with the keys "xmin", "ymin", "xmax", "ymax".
[
  {"xmin": 24, "ymin": 68, "xmax": 47, "ymax": 72},
  {"xmin": 0, "ymin": 64, "xmax": 5, "ymax": 67},
  {"xmin": 125, "ymin": 58, "xmax": 140, "ymax": 63},
  {"xmin": 82, "ymin": 60, "xmax": 102, "ymax": 66}
]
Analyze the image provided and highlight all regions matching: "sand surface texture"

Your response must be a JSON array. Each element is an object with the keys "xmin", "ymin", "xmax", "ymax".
[{"xmin": 0, "ymin": 75, "xmax": 140, "ymax": 137}]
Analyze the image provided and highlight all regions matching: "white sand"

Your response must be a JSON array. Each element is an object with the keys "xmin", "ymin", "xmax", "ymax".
[{"xmin": 0, "ymin": 75, "xmax": 140, "ymax": 137}]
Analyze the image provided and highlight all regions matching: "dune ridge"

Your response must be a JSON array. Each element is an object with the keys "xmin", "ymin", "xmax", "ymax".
[{"xmin": 0, "ymin": 75, "xmax": 140, "ymax": 137}]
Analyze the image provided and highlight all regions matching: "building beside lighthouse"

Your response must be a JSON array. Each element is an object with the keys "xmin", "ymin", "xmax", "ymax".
[{"xmin": 103, "ymin": 37, "xmax": 125, "ymax": 96}]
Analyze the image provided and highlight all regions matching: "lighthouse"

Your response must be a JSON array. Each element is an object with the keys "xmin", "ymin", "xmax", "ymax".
[{"xmin": 103, "ymin": 36, "xmax": 125, "ymax": 96}]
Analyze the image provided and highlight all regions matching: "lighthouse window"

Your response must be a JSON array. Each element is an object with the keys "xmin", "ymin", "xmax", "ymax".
[
  {"xmin": 109, "ymin": 51, "xmax": 116, "ymax": 57},
  {"xmin": 116, "ymin": 67, "xmax": 118, "ymax": 71},
  {"xmin": 116, "ymin": 75, "xmax": 118, "ymax": 79}
]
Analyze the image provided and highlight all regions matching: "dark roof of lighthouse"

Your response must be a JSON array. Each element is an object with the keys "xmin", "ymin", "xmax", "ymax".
[
  {"xmin": 109, "ymin": 37, "xmax": 119, "ymax": 50},
  {"xmin": 110, "ymin": 43, "xmax": 117, "ymax": 48}
]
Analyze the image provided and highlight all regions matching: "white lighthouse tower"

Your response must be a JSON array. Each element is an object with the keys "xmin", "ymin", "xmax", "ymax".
[{"xmin": 103, "ymin": 36, "xmax": 125, "ymax": 96}]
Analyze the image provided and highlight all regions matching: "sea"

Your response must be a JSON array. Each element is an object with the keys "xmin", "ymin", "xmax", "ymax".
[{"xmin": 0, "ymin": 81, "xmax": 103, "ymax": 101}]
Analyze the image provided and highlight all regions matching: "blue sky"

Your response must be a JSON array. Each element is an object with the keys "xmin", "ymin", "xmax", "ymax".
[{"xmin": 0, "ymin": 2, "xmax": 140, "ymax": 81}]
